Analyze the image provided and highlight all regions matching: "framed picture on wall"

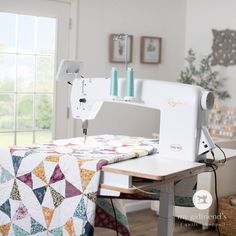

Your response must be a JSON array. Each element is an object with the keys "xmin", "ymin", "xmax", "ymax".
[
  {"xmin": 140, "ymin": 36, "xmax": 162, "ymax": 64},
  {"xmin": 109, "ymin": 34, "xmax": 133, "ymax": 63}
]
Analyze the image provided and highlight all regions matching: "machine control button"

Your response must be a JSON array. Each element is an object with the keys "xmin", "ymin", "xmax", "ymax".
[
  {"xmin": 79, "ymin": 98, "xmax": 86, "ymax": 103},
  {"xmin": 201, "ymin": 91, "xmax": 214, "ymax": 110}
]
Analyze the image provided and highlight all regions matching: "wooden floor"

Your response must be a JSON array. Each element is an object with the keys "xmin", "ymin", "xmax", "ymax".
[{"xmin": 94, "ymin": 209, "xmax": 218, "ymax": 236}]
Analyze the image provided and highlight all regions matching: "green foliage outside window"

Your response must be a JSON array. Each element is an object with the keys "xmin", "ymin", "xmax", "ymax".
[
  {"xmin": 35, "ymin": 95, "xmax": 53, "ymax": 130},
  {"xmin": 0, "ymin": 54, "xmax": 54, "ymax": 133}
]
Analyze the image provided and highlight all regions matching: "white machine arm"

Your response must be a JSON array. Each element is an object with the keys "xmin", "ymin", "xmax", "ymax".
[{"xmin": 70, "ymin": 78, "xmax": 215, "ymax": 162}]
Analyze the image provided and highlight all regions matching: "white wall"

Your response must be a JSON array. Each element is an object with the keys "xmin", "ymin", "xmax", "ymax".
[
  {"xmin": 185, "ymin": 0, "xmax": 236, "ymax": 106},
  {"xmin": 75, "ymin": 0, "xmax": 187, "ymax": 137},
  {"xmin": 77, "ymin": 0, "xmax": 186, "ymax": 79}
]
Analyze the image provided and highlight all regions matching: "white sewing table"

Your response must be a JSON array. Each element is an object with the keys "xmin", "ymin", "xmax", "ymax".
[{"xmin": 100, "ymin": 148, "xmax": 236, "ymax": 236}]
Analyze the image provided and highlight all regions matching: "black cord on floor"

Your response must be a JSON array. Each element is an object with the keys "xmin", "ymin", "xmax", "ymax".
[
  {"xmin": 210, "ymin": 143, "xmax": 228, "ymax": 236},
  {"xmin": 204, "ymin": 146, "xmax": 225, "ymax": 236},
  {"xmin": 211, "ymin": 166, "xmax": 221, "ymax": 236},
  {"xmin": 199, "ymin": 143, "xmax": 227, "ymax": 236},
  {"xmin": 110, "ymin": 197, "xmax": 119, "ymax": 236}
]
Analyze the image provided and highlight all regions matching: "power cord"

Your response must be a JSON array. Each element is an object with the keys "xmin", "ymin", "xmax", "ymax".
[
  {"xmin": 202, "ymin": 162, "xmax": 220, "ymax": 236},
  {"xmin": 215, "ymin": 143, "xmax": 226, "ymax": 163},
  {"xmin": 131, "ymin": 185, "xmax": 160, "ymax": 195},
  {"xmin": 110, "ymin": 197, "xmax": 119, "ymax": 236},
  {"xmin": 200, "ymin": 143, "xmax": 227, "ymax": 236},
  {"xmin": 211, "ymin": 165, "xmax": 221, "ymax": 236}
]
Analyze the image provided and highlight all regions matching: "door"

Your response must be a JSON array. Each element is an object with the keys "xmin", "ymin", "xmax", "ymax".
[{"xmin": 0, "ymin": 0, "xmax": 72, "ymax": 146}]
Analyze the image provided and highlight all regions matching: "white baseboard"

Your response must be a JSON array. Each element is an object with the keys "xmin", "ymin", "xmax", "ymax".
[{"xmin": 124, "ymin": 200, "xmax": 151, "ymax": 213}]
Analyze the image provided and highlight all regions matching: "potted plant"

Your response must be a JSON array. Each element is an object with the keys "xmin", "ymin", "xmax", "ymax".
[
  {"xmin": 178, "ymin": 49, "xmax": 230, "ymax": 100},
  {"xmin": 178, "ymin": 49, "xmax": 236, "ymax": 138}
]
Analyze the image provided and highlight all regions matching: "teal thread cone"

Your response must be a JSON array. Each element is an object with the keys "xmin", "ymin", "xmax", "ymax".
[
  {"xmin": 110, "ymin": 67, "xmax": 118, "ymax": 96},
  {"xmin": 126, "ymin": 67, "xmax": 134, "ymax": 97}
]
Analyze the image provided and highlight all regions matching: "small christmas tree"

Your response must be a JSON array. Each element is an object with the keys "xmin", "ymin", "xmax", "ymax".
[{"xmin": 178, "ymin": 49, "xmax": 230, "ymax": 100}]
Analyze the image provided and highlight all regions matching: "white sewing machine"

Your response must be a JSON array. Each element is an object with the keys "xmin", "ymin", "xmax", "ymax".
[
  {"xmin": 56, "ymin": 60, "xmax": 215, "ymax": 163},
  {"xmin": 56, "ymin": 60, "xmax": 217, "ymax": 236},
  {"xmin": 70, "ymin": 77, "xmax": 215, "ymax": 162}
]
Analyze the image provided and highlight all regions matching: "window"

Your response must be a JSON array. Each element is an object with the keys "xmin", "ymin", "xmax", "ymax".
[{"xmin": 0, "ymin": 12, "xmax": 56, "ymax": 146}]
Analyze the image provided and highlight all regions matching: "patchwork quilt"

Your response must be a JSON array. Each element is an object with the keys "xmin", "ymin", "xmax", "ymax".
[{"xmin": 0, "ymin": 135, "xmax": 158, "ymax": 236}]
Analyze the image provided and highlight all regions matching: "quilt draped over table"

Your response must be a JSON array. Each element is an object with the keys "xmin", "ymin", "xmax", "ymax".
[{"xmin": 0, "ymin": 135, "xmax": 159, "ymax": 235}]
